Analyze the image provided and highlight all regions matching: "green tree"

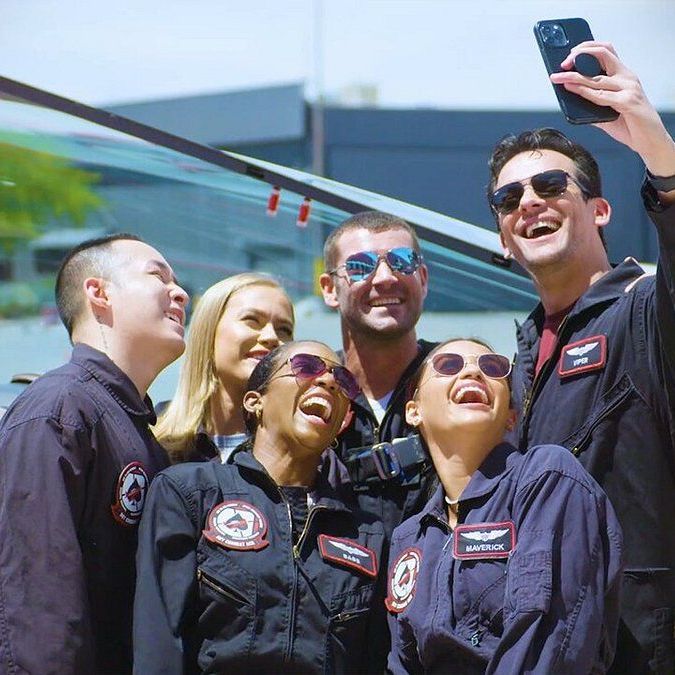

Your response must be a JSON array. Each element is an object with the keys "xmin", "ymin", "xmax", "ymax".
[{"xmin": 0, "ymin": 140, "xmax": 103, "ymax": 251}]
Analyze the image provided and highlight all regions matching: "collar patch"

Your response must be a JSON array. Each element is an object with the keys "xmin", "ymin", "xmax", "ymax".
[
  {"xmin": 385, "ymin": 547, "xmax": 422, "ymax": 613},
  {"xmin": 318, "ymin": 535, "xmax": 377, "ymax": 577},
  {"xmin": 203, "ymin": 500, "xmax": 269, "ymax": 551},
  {"xmin": 453, "ymin": 521, "xmax": 515, "ymax": 560},
  {"xmin": 558, "ymin": 335, "xmax": 607, "ymax": 378},
  {"xmin": 111, "ymin": 461, "xmax": 148, "ymax": 526}
]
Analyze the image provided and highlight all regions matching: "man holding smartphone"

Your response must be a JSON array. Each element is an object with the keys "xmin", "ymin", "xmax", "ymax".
[{"xmin": 487, "ymin": 42, "xmax": 675, "ymax": 673}]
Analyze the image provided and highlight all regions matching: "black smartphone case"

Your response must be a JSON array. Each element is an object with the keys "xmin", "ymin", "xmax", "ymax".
[{"xmin": 534, "ymin": 18, "xmax": 619, "ymax": 124}]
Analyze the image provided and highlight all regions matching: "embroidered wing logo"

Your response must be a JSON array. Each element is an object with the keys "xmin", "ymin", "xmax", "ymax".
[
  {"xmin": 566, "ymin": 342, "xmax": 598, "ymax": 357},
  {"xmin": 331, "ymin": 540, "xmax": 370, "ymax": 558},
  {"xmin": 462, "ymin": 528, "xmax": 509, "ymax": 542}
]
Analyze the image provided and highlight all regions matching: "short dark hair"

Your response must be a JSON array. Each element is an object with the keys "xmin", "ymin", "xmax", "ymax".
[
  {"xmin": 55, "ymin": 233, "xmax": 142, "ymax": 338},
  {"xmin": 323, "ymin": 211, "xmax": 421, "ymax": 271},
  {"xmin": 243, "ymin": 343, "xmax": 293, "ymax": 435},
  {"xmin": 487, "ymin": 128, "xmax": 606, "ymax": 247}
]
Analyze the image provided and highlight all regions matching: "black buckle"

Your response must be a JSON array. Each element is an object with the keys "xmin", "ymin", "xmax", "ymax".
[{"xmin": 371, "ymin": 442, "xmax": 401, "ymax": 480}]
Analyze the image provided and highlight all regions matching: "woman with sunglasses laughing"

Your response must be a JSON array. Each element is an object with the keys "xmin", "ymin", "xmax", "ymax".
[
  {"xmin": 134, "ymin": 340, "xmax": 388, "ymax": 675},
  {"xmin": 385, "ymin": 338, "xmax": 623, "ymax": 674}
]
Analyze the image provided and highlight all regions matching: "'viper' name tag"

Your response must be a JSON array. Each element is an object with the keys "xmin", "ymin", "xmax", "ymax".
[
  {"xmin": 453, "ymin": 521, "xmax": 516, "ymax": 560},
  {"xmin": 318, "ymin": 535, "xmax": 377, "ymax": 577},
  {"xmin": 558, "ymin": 335, "xmax": 607, "ymax": 378}
]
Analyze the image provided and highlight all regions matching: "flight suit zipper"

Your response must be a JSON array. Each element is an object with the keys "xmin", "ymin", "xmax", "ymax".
[
  {"xmin": 279, "ymin": 488, "xmax": 329, "ymax": 664},
  {"xmin": 571, "ymin": 385, "xmax": 633, "ymax": 456},
  {"xmin": 520, "ymin": 314, "xmax": 571, "ymax": 444},
  {"xmin": 196, "ymin": 568, "xmax": 250, "ymax": 606}
]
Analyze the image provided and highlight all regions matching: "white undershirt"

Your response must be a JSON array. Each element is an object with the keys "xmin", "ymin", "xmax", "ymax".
[
  {"xmin": 212, "ymin": 432, "xmax": 249, "ymax": 463},
  {"xmin": 366, "ymin": 391, "xmax": 393, "ymax": 424}
]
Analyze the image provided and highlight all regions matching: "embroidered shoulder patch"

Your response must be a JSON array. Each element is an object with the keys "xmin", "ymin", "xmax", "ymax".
[
  {"xmin": 385, "ymin": 547, "xmax": 422, "ymax": 613},
  {"xmin": 111, "ymin": 461, "xmax": 149, "ymax": 526},
  {"xmin": 318, "ymin": 535, "xmax": 377, "ymax": 577},
  {"xmin": 203, "ymin": 500, "xmax": 269, "ymax": 551},
  {"xmin": 558, "ymin": 335, "xmax": 607, "ymax": 378},
  {"xmin": 453, "ymin": 521, "xmax": 516, "ymax": 560}
]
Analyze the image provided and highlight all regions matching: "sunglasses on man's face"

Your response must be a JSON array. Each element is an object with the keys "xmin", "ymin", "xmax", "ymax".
[
  {"xmin": 430, "ymin": 352, "xmax": 512, "ymax": 379},
  {"xmin": 271, "ymin": 353, "xmax": 360, "ymax": 400},
  {"xmin": 489, "ymin": 169, "xmax": 590, "ymax": 216},
  {"xmin": 330, "ymin": 247, "xmax": 422, "ymax": 283}
]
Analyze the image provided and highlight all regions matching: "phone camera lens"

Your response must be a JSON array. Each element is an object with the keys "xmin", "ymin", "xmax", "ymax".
[{"xmin": 539, "ymin": 23, "xmax": 569, "ymax": 47}]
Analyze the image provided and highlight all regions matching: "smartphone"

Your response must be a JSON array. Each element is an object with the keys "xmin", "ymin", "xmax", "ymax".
[{"xmin": 534, "ymin": 18, "xmax": 619, "ymax": 124}]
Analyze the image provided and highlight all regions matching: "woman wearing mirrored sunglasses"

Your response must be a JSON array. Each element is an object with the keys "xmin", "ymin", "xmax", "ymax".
[
  {"xmin": 134, "ymin": 340, "xmax": 388, "ymax": 675},
  {"xmin": 385, "ymin": 337, "xmax": 623, "ymax": 674}
]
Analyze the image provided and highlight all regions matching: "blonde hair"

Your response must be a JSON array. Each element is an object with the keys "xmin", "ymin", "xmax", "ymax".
[{"xmin": 154, "ymin": 273, "xmax": 294, "ymax": 462}]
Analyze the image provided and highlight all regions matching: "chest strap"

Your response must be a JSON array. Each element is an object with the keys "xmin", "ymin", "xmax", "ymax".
[{"xmin": 343, "ymin": 435, "xmax": 428, "ymax": 491}]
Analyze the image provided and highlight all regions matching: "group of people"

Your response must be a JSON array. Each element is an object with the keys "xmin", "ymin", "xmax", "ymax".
[{"xmin": 0, "ymin": 41, "xmax": 674, "ymax": 675}]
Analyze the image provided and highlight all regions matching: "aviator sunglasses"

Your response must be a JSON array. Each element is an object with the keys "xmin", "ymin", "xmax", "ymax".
[
  {"xmin": 429, "ymin": 352, "xmax": 512, "ymax": 380},
  {"xmin": 330, "ymin": 247, "xmax": 422, "ymax": 283},
  {"xmin": 270, "ymin": 353, "xmax": 361, "ymax": 400},
  {"xmin": 489, "ymin": 169, "xmax": 591, "ymax": 216}
]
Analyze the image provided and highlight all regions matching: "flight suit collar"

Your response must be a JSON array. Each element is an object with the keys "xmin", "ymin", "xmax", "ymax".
[{"xmin": 71, "ymin": 343, "xmax": 156, "ymax": 423}]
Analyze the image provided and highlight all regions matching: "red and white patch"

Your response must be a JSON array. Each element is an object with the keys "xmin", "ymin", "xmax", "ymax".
[
  {"xmin": 111, "ymin": 461, "xmax": 149, "ymax": 526},
  {"xmin": 453, "ymin": 521, "xmax": 516, "ymax": 560},
  {"xmin": 318, "ymin": 535, "xmax": 377, "ymax": 577},
  {"xmin": 202, "ymin": 500, "xmax": 269, "ymax": 551},
  {"xmin": 559, "ymin": 335, "xmax": 607, "ymax": 378},
  {"xmin": 385, "ymin": 548, "xmax": 421, "ymax": 613}
]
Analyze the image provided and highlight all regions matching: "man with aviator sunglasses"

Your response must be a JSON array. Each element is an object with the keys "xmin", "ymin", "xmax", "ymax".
[
  {"xmin": 320, "ymin": 211, "xmax": 437, "ymax": 537},
  {"xmin": 488, "ymin": 42, "xmax": 675, "ymax": 674}
]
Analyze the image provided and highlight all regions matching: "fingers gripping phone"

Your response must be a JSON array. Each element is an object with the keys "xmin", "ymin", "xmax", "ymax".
[{"xmin": 534, "ymin": 18, "xmax": 619, "ymax": 124}]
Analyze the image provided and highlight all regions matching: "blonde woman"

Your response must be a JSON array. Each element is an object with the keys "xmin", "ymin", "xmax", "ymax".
[{"xmin": 155, "ymin": 273, "xmax": 294, "ymax": 463}]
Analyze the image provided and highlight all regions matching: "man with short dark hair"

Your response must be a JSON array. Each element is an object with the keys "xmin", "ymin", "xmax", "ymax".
[
  {"xmin": 488, "ymin": 43, "xmax": 675, "ymax": 673},
  {"xmin": 320, "ymin": 211, "xmax": 435, "ymax": 534},
  {"xmin": 0, "ymin": 234, "xmax": 188, "ymax": 674}
]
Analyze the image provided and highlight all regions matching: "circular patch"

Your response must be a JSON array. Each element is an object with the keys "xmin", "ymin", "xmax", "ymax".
[
  {"xmin": 203, "ymin": 500, "xmax": 269, "ymax": 551},
  {"xmin": 385, "ymin": 547, "xmax": 422, "ymax": 613},
  {"xmin": 111, "ymin": 461, "xmax": 149, "ymax": 526}
]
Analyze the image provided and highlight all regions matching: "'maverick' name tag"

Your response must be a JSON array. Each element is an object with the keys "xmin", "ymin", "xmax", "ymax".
[
  {"xmin": 318, "ymin": 534, "xmax": 378, "ymax": 577},
  {"xmin": 453, "ymin": 521, "xmax": 516, "ymax": 560},
  {"xmin": 558, "ymin": 335, "xmax": 607, "ymax": 378}
]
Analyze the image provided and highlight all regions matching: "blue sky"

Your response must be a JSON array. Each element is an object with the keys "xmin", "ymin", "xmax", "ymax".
[{"xmin": 3, "ymin": 0, "xmax": 674, "ymax": 109}]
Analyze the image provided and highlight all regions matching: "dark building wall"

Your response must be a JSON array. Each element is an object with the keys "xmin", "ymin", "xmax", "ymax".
[{"xmin": 322, "ymin": 108, "xmax": 675, "ymax": 263}]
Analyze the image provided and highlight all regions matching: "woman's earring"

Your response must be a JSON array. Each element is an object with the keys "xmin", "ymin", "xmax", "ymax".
[
  {"xmin": 329, "ymin": 438, "xmax": 339, "ymax": 450},
  {"xmin": 255, "ymin": 407, "xmax": 262, "ymax": 422}
]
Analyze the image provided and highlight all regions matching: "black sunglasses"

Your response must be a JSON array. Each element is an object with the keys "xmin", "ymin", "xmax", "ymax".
[
  {"xmin": 489, "ymin": 169, "xmax": 590, "ymax": 215},
  {"xmin": 270, "ymin": 353, "xmax": 360, "ymax": 400},
  {"xmin": 329, "ymin": 247, "xmax": 422, "ymax": 283}
]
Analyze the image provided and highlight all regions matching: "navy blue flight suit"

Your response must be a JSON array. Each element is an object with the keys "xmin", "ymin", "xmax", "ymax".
[
  {"xmin": 335, "ymin": 339, "xmax": 438, "ymax": 537},
  {"xmin": 386, "ymin": 443, "xmax": 623, "ymax": 674},
  {"xmin": 133, "ymin": 446, "xmax": 388, "ymax": 674},
  {"xmin": 513, "ymin": 183, "xmax": 675, "ymax": 673},
  {"xmin": 0, "ymin": 344, "xmax": 169, "ymax": 675}
]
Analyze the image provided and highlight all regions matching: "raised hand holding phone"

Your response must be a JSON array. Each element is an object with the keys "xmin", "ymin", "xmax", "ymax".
[
  {"xmin": 534, "ymin": 18, "xmax": 618, "ymax": 124},
  {"xmin": 550, "ymin": 41, "xmax": 675, "ymax": 179}
]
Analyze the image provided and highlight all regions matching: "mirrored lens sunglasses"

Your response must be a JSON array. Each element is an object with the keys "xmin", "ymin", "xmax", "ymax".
[
  {"xmin": 489, "ymin": 169, "xmax": 588, "ymax": 215},
  {"xmin": 332, "ymin": 247, "xmax": 422, "ymax": 282}
]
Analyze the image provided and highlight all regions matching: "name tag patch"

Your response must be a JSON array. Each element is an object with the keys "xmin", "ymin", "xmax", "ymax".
[
  {"xmin": 559, "ymin": 335, "xmax": 606, "ymax": 378},
  {"xmin": 203, "ymin": 500, "xmax": 269, "ymax": 551},
  {"xmin": 453, "ymin": 521, "xmax": 516, "ymax": 560},
  {"xmin": 318, "ymin": 535, "xmax": 377, "ymax": 577}
]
